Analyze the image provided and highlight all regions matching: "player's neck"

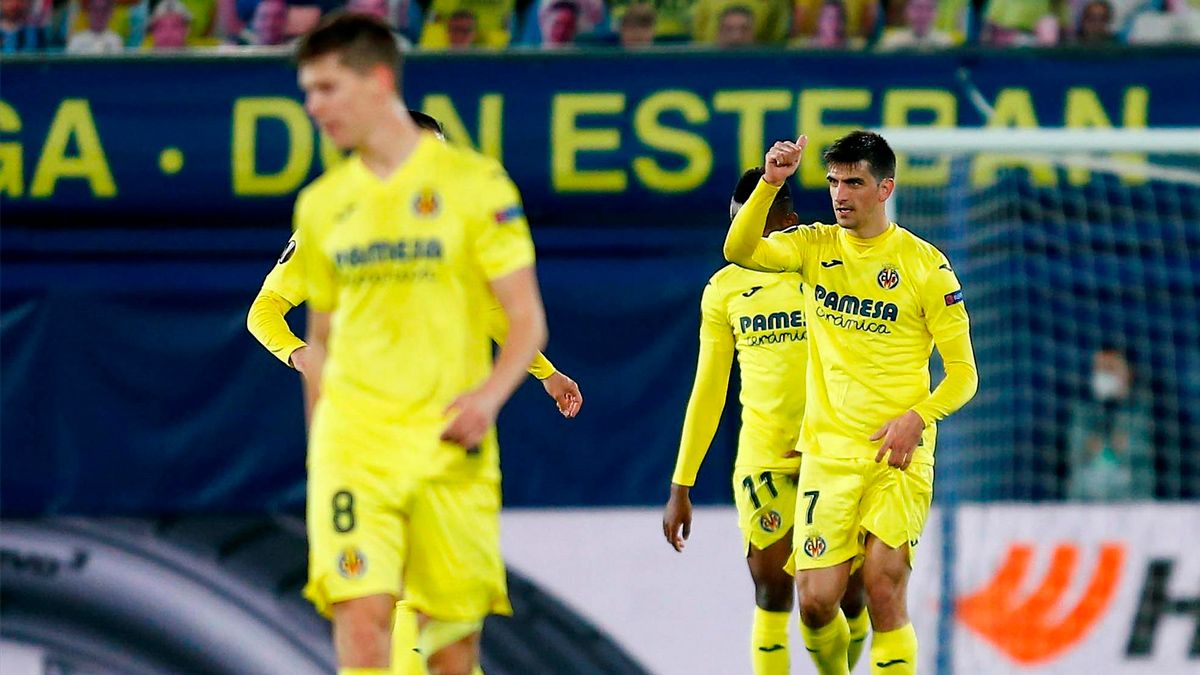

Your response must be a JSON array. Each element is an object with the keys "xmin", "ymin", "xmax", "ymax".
[
  {"xmin": 847, "ymin": 217, "xmax": 890, "ymax": 240},
  {"xmin": 358, "ymin": 103, "xmax": 423, "ymax": 180}
]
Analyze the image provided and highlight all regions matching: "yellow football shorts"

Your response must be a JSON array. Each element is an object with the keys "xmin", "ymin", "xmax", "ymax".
[
  {"xmin": 787, "ymin": 453, "xmax": 934, "ymax": 574},
  {"xmin": 304, "ymin": 440, "xmax": 511, "ymax": 623},
  {"xmin": 732, "ymin": 468, "xmax": 799, "ymax": 554}
]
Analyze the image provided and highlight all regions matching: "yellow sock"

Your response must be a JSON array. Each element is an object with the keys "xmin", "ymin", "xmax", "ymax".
[
  {"xmin": 750, "ymin": 607, "xmax": 791, "ymax": 675},
  {"xmin": 869, "ymin": 623, "xmax": 917, "ymax": 674},
  {"xmin": 390, "ymin": 601, "xmax": 426, "ymax": 675},
  {"xmin": 799, "ymin": 609, "xmax": 850, "ymax": 675},
  {"xmin": 846, "ymin": 609, "xmax": 870, "ymax": 671},
  {"xmin": 339, "ymin": 670, "xmax": 389, "ymax": 675}
]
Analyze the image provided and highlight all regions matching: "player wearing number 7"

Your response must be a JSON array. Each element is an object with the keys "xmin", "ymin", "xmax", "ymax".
[
  {"xmin": 725, "ymin": 131, "xmax": 978, "ymax": 675},
  {"xmin": 663, "ymin": 168, "xmax": 870, "ymax": 675}
]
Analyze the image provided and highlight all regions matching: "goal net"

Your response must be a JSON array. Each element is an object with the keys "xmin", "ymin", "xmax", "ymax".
[
  {"xmin": 879, "ymin": 127, "xmax": 1200, "ymax": 504},
  {"xmin": 876, "ymin": 127, "xmax": 1200, "ymax": 674}
]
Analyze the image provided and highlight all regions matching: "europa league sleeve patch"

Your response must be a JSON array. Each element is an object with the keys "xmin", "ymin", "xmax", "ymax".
[{"xmin": 278, "ymin": 239, "xmax": 297, "ymax": 265}]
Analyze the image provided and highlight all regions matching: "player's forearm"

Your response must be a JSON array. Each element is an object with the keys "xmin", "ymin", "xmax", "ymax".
[
  {"xmin": 303, "ymin": 309, "xmax": 332, "ymax": 426},
  {"xmin": 247, "ymin": 290, "xmax": 307, "ymax": 366},
  {"xmin": 912, "ymin": 331, "xmax": 979, "ymax": 426},
  {"xmin": 487, "ymin": 304, "xmax": 556, "ymax": 379},
  {"xmin": 488, "ymin": 322, "xmax": 557, "ymax": 379},
  {"xmin": 482, "ymin": 303, "xmax": 548, "ymax": 407},
  {"xmin": 723, "ymin": 179, "xmax": 787, "ymax": 272},
  {"xmin": 301, "ymin": 358, "xmax": 322, "ymax": 430},
  {"xmin": 671, "ymin": 347, "xmax": 733, "ymax": 486}
]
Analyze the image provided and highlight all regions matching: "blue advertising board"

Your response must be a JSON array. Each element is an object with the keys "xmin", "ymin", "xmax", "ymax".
[{"xmin": 3, "ymin": 49, "xmax": 1197, "ymax": 227}]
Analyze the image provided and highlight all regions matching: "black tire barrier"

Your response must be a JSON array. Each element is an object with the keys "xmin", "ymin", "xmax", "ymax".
[{"xmin": 0, "ymin": 517, "xmax": 649, "ymax": 674}]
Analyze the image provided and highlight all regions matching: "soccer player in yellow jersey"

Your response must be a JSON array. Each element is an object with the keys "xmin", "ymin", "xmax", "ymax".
[
  {"xmin": 724, "ymin": 131, "xmax": 978, "ymax": 675},
  {"xmin": 247, "ymin": 110, "xmax": 583, "ymax": 423},
  {"xmin": 662, "ymin": 168, "xmax": 869, "ymax": 675},
  {"xmin": 286, "ymin": 14, "xmax": 548, "ymax": 675}
]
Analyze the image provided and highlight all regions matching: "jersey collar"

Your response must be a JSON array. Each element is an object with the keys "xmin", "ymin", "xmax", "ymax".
[
  {"xmin": 349, "ymin": 133, "xmax": 434, "ymax": 187},
  {"xmin": 840, "ymin": 222, "xmax": 898, "ymax": 257}
]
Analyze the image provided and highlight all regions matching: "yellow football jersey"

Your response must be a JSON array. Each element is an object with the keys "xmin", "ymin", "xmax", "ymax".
[
  {"xmin": 261, "ymin": 237, "xmax": 306, "ymax": 305},
  {"xmin": 294, "ymin": 136, "xmax": 535, "ymax": 478},
  {"xmin": 727, "ymin": 180, "xmax": 977, "ymax": 464},
  {"xmin": 710, "ymin": 265, "xmax": 808, "ymax": 469},
  {"xmin": 672, "ymin": 264, "xmax": 806, "ymax": 486},
  {"xmin": 255, "ymin": 222, "xmax": 555, "ymax": 378}
]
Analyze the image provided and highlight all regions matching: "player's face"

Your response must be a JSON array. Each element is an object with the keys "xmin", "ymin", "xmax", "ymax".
[
  {"xmin": 299, "ymin": 53, "xmax": 384, "ymax": 151},
  {"xmin": 826, "ymin": 161, "xmax": 893, "ymax": 230}
]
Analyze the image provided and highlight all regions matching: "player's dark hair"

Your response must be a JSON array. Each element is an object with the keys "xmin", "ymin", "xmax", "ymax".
[
  {"xmin": 730, "ymin": 167, "xmax": 792, "ymax": 220},
  {"xmin": 296, "ymin": 12, "xmax": 401, "ymax": 76},
  {"xmin": 408, "ymin": 110, "xmax": 444, "ymax": 136},
  {"xmin": 823, "ymin": 130, "xmax": 896, "ymax": 182}
]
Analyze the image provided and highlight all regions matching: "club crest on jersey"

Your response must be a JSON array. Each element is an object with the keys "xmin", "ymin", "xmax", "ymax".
[
  {"xmin": 877, "ymin": 264, "xmax": 900, "ymax": 290},
  {"xmin": 277, "ymin": 239, "xmax": 297, "ymax": 265},
  {"xmin": 803, "ymin": 535, "xmax": 827, "ymax": 559},
  {"xmin": 760, "ymin": 510, "xmax": 783, "ymax": 533},
  {"xmin": 337, "ymin": 547, "xmax": 367, "ymax": 579},
  {"xmin": 412, "ymin": 189, "xmax": 440, "ymax": 217}
]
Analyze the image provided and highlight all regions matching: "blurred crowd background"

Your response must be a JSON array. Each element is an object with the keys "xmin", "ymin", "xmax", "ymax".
[{"xmin": 3, "ymin": 0, "xmax": 1199, "ymax": 54}]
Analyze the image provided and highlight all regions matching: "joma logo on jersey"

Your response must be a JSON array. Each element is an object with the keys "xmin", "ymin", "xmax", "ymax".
[
  {"xmin": 738, "ymin": 311, "xmax": 806, "ymax": 333},
  {"xmin": 335, "ymin": 239, "xmax": 444, "ymax": 268},
  {"xmin": 813, "ymin": 285, "xmax": 899, "ymax": 321}
]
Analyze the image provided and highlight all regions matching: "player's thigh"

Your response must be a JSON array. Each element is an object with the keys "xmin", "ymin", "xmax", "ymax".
[
  {"xmin": 733, "ymin": 468, "xmax": 798, "ymax": 556},
  {"xmin": 417, "ymin": 615, "xmax": 483, "ymax": 675},
  {"xmin": 406, "ymin": 480, "xmax": 511, "ymax": 623},
  {"xmin": 860, "ymin": 460, "xmax": 934, "ymax": 567},
  {"xmin": 304, "ymin": 453, "xmax": 408, "ymax": 619},
  {"xmin": 789, "ymin": 454, "xmax": 868, "ymax": 573}
]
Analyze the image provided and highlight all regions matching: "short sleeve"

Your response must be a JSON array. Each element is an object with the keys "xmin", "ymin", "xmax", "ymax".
[
  {"xmin": 261, "ymin": 236, "xmax": 308, "ymax": 306},
  {"xmin": 919, "ymin": 255, "xmax": 970, "ymax": 341},
  {"xmin": 294, "ymin": 191, "xmax": 338, "ymax": 312},
  {"xmin": 471, "ymin": 163, "xmax": 536, "ymax": 281}
]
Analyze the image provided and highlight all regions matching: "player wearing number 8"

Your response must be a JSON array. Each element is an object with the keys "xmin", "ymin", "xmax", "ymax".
[
  {"xmin": 725, "ymin": 132, "xmax": 978, "ymax": 675},
  {"xmin": 662, "ymin": 168, "xmax": 869, "ymax": 675},
  {"xmin": 285, "ymin": 13, "xmax": 548, "ymax": 675}
]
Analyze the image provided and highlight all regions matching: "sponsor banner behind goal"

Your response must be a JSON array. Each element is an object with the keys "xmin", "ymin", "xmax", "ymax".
[
  {"xmin": 503, "ymin": 504, "xmax": 1198, "ymax": 674},
  {"xmin": 954, "ymin": 503, "xmax": 1199, "ymax": 674}
]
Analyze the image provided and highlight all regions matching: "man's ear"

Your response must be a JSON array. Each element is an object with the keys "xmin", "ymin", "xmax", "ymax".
[{"xmin": 878, "ymin": 177, "xmax": 895, "ymax": 202}]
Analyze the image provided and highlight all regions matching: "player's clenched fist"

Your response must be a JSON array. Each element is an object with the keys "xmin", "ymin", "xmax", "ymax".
[{"xmin": 764, "ymin": 135, "xmax": 808, "ymax": 186}]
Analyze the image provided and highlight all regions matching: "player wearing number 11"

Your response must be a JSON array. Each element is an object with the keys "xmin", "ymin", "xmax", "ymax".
[{"xmin": 724, "ymin": 131, "xmax": 978, "ymax": 675}]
